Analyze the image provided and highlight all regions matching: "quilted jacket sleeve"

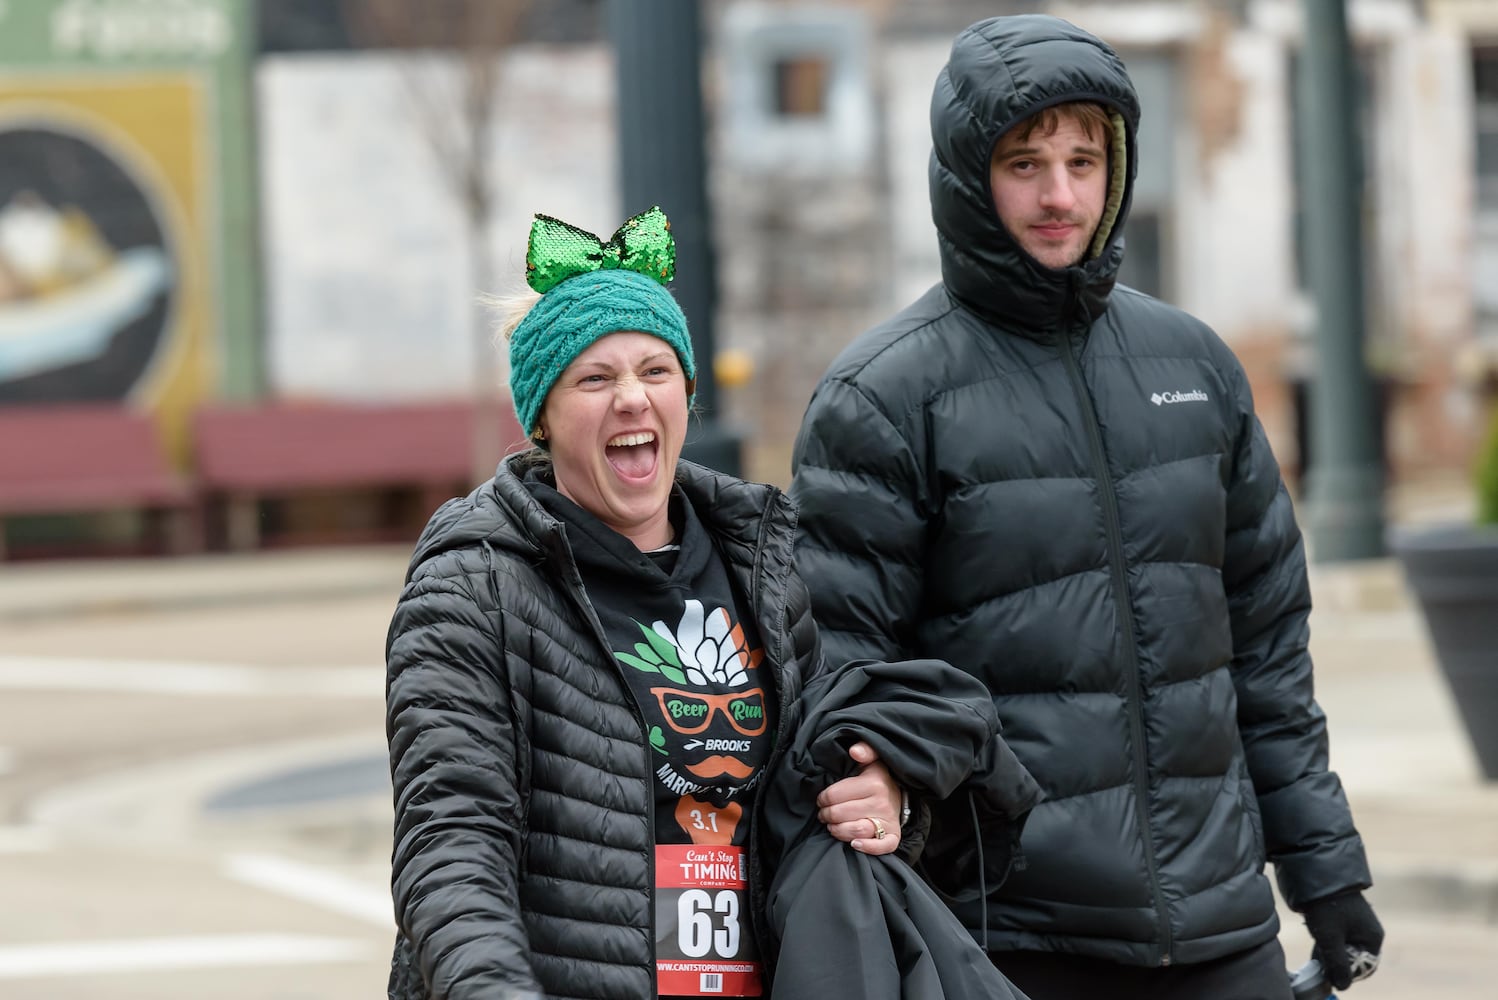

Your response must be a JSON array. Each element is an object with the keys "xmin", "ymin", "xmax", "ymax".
[
  {"xmin": 386, "ymin": 546, "xmax": 543, "ymax": 1000},
  {"xmin": 784, "ymin": 561, "xmax": 828, "ymax": 687},
  {"xmin": 1220, "ymin": 362, "xmax": 1371, "ymax": 910},
  {"xmin": 790, "ymin": 377, "xmax": 929, "ymax": 670}
]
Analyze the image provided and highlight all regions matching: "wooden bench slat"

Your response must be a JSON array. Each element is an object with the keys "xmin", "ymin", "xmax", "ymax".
[
  {"xmin": 190, "ymin": 400, "xmax": 524, "ymax": 550},
  {"xmin": 0, "ymin": 405, "xmax": 191, "ymax": 515},
  {"xmin": 191, "ymin": 401, "xmax": 522, "ymax": 492}
]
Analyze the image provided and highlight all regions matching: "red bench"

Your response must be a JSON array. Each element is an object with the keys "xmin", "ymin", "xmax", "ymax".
[
  {"xmin": 0, "ymin": 404, "xmax": 198, "ymax": 559},
  {"xmin": 191, "ymin": 400, "xmax": 526, "ymax": 549}
]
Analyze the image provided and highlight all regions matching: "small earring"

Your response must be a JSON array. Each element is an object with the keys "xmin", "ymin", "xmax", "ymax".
[{"xmin": 531, "ymin": 427, "xmax": 547, "ymax": 442}]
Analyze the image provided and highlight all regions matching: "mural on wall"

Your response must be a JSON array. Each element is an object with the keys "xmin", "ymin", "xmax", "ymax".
[
  {"xmin": 0, "ymin": 0, "xmax": 258, "ymax": 440},
  {"xmin": 0, "ymin": 122, "xmax": 175, "ymax": 401},
  {"xmin": 0, "ymin": 77, "xmax": 213, "ymax": 455}
]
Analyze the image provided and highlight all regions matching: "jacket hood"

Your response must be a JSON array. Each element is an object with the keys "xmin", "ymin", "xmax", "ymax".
[
  {"xmin": 929, "ymin": 14, "xmax": 1141, "ymax": 336},
  {"xmin": 406, "ymin": 451, "xmax": 789, "ymax": 574},
  {"xmin": 403, "ymin": 455, "xmax": 553, "ymax": 571}
]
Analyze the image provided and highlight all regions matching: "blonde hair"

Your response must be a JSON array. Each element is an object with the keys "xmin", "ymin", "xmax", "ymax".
[{"xmin": 481, "ymin": 287, "xmax": 543, "ymax": 347}]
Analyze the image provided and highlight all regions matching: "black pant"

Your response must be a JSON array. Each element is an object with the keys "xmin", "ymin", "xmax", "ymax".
[{"xmin": 993, "ymin": 937, "xmax": 1295, "ymax": 1000}]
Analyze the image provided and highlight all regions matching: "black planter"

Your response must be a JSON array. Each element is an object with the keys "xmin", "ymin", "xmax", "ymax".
[{"xmin": 1391, "ymin": 523, "xmax": 1498, "ymax": 780}]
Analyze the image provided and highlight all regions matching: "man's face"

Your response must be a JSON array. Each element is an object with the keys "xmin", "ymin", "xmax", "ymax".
[{"xmin": 989, "ymin": 113, "xmax": 1109, "ymax": 270}]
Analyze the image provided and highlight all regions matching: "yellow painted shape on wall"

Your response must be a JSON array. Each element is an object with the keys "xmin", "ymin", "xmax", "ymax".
[{"xmin": 0, "ymin": 71, "xmax": 215, "ymax": 466}]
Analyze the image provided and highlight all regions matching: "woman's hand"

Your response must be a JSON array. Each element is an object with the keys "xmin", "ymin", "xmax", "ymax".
[{"xmin": 816, "ymin": 741, "xmax": 903, "ymax": 856}]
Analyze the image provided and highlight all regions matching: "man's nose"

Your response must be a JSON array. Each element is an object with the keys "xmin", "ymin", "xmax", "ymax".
[{"xmin": 1039, "ymin": 167, "xmax": 1077, "ymax": 211}]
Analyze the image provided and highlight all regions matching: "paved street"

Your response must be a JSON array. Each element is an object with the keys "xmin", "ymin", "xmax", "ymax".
[
  {"xmin": 0, "ymin": 546, "xmax": 1495, "ymax": 997},
  {"xmin": 0, "ymin": 581, "xmax": 398, "ymax": 1000}
]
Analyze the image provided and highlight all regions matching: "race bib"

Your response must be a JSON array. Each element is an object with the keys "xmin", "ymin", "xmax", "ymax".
[{"xmin": 655, "ymin": 844, "xmax": 762, "ymax": 996}]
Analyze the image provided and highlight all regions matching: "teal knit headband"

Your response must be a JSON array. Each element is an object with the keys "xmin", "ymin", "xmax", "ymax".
[{"xmin": 509, "ymin": 211, "xmax": 695, "ymax": 437}]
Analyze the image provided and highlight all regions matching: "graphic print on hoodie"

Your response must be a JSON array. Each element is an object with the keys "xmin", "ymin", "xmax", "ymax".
[
  {"xmin": 526, "ymin": 477, "xmax": 776, "ymax": 848},
  {"xmin": 530, "ymin": 477, "xmax": 777, "ymax": 996}
]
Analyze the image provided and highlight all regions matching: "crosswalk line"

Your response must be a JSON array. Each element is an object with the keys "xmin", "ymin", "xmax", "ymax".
[
  {"xmin": 0, "ymin": 934, "xmax": 372, "ymax": 979},
  {"xmin": 0, "ymin": 825, "xmax": 51, "ymax": 854},
  {"xmin": 0, "ymin": 656, "xmax": 378, "ymax": 698},
  {"xmin": 225, "ymin": 852, "xmax": 394, "ymax": 929}
]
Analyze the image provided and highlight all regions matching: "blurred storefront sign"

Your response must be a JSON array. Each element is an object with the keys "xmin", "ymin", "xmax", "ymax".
[{"xmin": 0, "ymin": 0, "xmax": 257, "ymax": 459}]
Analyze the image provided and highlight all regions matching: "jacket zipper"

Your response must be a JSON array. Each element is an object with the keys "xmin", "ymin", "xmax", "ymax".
[
  {"xmin": 545, "ymin": 493, "xmax": 796, "ymax": 988},
  {"xmin": 546, "ymin": 531, "xmax": 661, "ymax": 976},
  {"xmin": 1058, "ymin": 328, "xmax": 1173, "ymax": 966},
  {"xmin": 745, "ymin": 486, "xmax": 795, "ymax": 987}
]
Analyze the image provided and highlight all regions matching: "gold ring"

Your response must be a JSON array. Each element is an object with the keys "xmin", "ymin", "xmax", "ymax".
[{"xmin": 866, "ymin": 816, "xmax": 887, "ymax": 840}]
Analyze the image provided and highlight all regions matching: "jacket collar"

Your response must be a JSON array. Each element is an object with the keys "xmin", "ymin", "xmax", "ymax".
[{"xmin": 472, "ymin": 451, "xmax": 791, "ymax": 566}]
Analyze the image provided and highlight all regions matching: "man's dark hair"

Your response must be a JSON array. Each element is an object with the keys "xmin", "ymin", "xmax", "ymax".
[{"xmin": 1006, "ymin": 101, "xmax": 1112, "ymax": 146}]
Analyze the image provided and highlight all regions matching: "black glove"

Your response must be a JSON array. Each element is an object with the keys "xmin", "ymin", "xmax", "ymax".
[{"xmin": 1302, "ymin": 889, "xmax": 1384, "ymax": 990}]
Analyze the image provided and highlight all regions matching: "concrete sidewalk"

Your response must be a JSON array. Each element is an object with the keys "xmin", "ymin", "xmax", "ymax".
[
  {"xmin": 2, "ymin": 539, "xmax": 1495, "ymax": 929},
  {"xmin": 1305, "ymin": 560, "xmax": 1498, "ymax": 926},
  {"xmin": 0, "ymin": 546, "xmax": 413, "ymax": 623}
]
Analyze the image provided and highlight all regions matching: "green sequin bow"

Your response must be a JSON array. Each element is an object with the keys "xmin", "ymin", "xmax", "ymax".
[{"xmin": 524, "ymin": 206, "xmax": 676, "ymax": 294}]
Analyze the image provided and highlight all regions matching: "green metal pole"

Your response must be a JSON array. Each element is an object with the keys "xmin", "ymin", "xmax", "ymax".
[
  {"xmin": 608, "ymin": 0, "xmax": 743, "ymax": 476},
  {"xmin": 1298, "ymin": 0, "xmax": 1385, "ymax": 561},
  {"xmin": 220, "ymin": 0, "xmax": 264, "ymax": 400}
]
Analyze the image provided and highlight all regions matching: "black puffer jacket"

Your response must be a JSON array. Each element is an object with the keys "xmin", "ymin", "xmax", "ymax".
[
  {"xmin": 386, "ymin": 453, "xmax": 817, "ymax": 1000},
  {"xmin": 790, "ymin": 15, "xmax": 1370, "ymax": 967},
  {"xmin": 760, "ymin": 659, "xmax": 1042, "ymax": 1000}
]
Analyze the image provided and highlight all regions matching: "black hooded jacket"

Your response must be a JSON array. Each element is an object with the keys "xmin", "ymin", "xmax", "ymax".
[
  {"xmin": 759, "ymin": 658, "xmax": 1043, "ymax": 1000},
  {"xmin": 789, "ymin": 15, "xmax": 1370, "ymax": 967},
  {"xmin": 386, "ymin": 453, "xmax": 817, "ymax": 1000}
]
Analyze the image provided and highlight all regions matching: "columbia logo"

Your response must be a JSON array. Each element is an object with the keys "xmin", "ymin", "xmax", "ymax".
[{"xmin": 1151, "ymin": 390, "xmax": 1210, "ymax": 406}]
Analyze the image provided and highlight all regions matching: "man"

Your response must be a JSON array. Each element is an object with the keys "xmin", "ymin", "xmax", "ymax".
[{"xmin": 790, "ymin": 14, "xmax": 1383, "ymax": 1000}]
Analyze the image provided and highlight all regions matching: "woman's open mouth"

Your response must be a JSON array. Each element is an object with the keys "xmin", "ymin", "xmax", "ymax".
[{"xmin": 605, "ymin": 430, "xmax": 659, "ymax": 482}]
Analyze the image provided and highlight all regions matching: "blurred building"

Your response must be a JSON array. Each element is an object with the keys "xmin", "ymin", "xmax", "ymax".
[
  {"xmin": 2, "ymin": 0, "xmax": 1496, "ymax": 553},
  {"xmin": 254, "ymin": 0, "xmax": 1498, "ymax": 487},
  {"xmin": 711, "ymin": 0, "xmax": 1496, "ymax": 486}
]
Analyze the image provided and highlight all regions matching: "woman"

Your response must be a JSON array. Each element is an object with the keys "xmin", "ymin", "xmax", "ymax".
[{"xmin": 385, "ymin": 208, "xmax": 906, "ymax": 1000}]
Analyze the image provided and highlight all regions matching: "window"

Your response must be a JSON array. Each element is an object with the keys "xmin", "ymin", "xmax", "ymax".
[
  {"xmin": 1473, "ymin": 45, "xmax": 1498, "ymax": 332},
  {"xmin": 1114, "ymin": 51, "xmax": 1176, "ymax": 302},
  {"xmin": 772, "ymin": 56, "xmax": 830, "ymax": 118},
  {"xmin": 721, "ymin": 6, "xmax": 873, "ymax": 174}
]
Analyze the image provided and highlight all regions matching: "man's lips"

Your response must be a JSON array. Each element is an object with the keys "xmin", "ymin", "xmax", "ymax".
[{"xmin": 1032, "ymin": 222, "xmax": 1077, "ymax": 239}]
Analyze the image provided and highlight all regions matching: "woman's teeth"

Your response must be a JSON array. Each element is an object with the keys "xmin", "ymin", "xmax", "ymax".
[{"xmin": 607, "ymin": 432, "xmax": 656, "ymax": 447}]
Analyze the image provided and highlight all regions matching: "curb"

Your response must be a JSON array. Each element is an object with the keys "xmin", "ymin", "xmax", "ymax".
[
  {"xmin": 0, "ymin": 547, "xmax": 412, "ymax": 623},
  {"xmin": 0, "ymin": 578, "xmax": 405, "ymax": 624},
  {"xmin": 1368, "ymin": 858, "xmax": 1498, "ymax": 925}
]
